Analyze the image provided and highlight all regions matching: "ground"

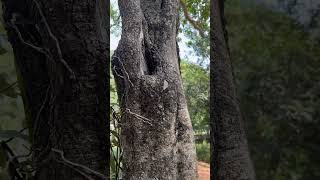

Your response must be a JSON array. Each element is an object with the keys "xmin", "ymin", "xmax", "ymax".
[{"xmin": 197, "ymin": 161, "xmax": 210, "ymax": 180}]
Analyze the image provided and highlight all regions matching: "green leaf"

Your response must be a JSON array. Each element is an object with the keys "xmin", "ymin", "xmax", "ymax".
[
  {"xmin": 111, "ymin": 130, "xmax": 119, "ymax": 139},
  {"xmin": 112, "ymin": 139, "xmax": 120, "ymax": 147}
]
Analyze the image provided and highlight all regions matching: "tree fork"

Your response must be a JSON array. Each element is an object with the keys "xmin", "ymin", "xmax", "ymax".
[{"xmin": 112, "ymin": 0, "xmax": 197, "ymax": 179}]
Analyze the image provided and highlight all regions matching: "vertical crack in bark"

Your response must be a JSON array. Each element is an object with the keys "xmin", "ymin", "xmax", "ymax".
[
  {"xmin": 160, "ymin": 0, "xmax": 164, "ymax": 9},
  {"xmin": 141, "ymin": 18, "xmax": 163, "ymax": 76}
]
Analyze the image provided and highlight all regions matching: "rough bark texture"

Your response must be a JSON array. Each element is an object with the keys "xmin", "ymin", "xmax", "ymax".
[
  {"xmin": 2, "ymin": 0, "xmax": 109, "ymax": 179},
  {"xmin": 210, "ymin": 0, "xmax": 256, "ymax": 180},
  {"xmin": 112, "ymin": 0, "xmax": 197, "ymax": 179}
]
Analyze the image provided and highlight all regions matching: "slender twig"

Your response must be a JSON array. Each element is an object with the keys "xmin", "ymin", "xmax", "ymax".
[
  {"xmin": 0, "ymin": 81, "xmax": 18, "ymax": 93},
  {"xmin": 0, "ymin": 142, "xmax": 25, "ymax": 180},
  {"xmin": 112, "ymin": 56, "xmax": 134, "ymax": 87},
  {"xmin": 125, "ymin": 109, "xmax": 153, "ymax": 125},
  {"xmin": 11, "ymin": 0, "xmax": 75, "ymax": 79},
  {"xmin": 51, "ymin": 148, "xmax": 108, "ymax": 179},
  {"xmin": 31, "ymin": 0, "xmax": 76, "ymax": 79},
  {"xmin": 10, "ymin": 14, "xmax": 48, "ymax": 54},
  {"xmin": 4, "ymin": 128, "xmax": 28, "ymax": 144},
  {"xmin": 112, "ymin": 65, "xmax": 125, "ymax": 79}
]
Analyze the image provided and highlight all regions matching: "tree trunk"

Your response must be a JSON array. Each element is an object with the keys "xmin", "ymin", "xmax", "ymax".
[
  {"xmin": 210, "ymin": 0, "xmax": 256, "ymax": 180},
  {"xmin": 112, "ymin": 0, "xmax": 197, "ymax": 179},
  {"xmin": 2, "ymin": 0, "xmax": 109, "ymax": 179}
]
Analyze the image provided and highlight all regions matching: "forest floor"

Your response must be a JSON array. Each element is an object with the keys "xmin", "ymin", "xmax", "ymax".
[{"xmin": 197, "ymin": 161, "xmax": 210, "ymax": 180}]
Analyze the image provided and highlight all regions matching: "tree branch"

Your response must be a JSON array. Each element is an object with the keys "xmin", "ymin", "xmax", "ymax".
[
  {"xmin": 51, "ymin": 148, "xmax": 108, "ymax": 180},
  {"xmin": 0, "ymin": 81, "xmax": 18, "ymax": 94},
  {"xmin": 179, "ymin": 0, "xmax": 206, "ymax": 38}
]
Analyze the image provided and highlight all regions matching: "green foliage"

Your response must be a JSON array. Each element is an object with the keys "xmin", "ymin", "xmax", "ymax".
[
  {"xmin": 226, "ymin": 0, "xmax": 320, "ymax": 179},
  {"xmin": 110, "ymin": 107, "xmax": 122, "ymax": 179},
  {"xmin": 0, "ymin": 15, "xmax": 24, "ymax": 128},
  {"xmin": 181, "ymin": 60, "xmax": 209, "ymax": 134},
  {"xmin": 196, "ymin": 140, "xmax": 210, "ymax": 163},
  {"xmin": 181, "ymin": 60, "xmax": 210, "ymax": 164},
  {"xmin": 180, "ymin": 0, "xmax": 210, "ymax": 63},
  {"xmin": 0, "ymin": 21, "xmax": 25, "ymax": 139},
  {"xmin": 110, "ymin": 1, "xmax": 121, "ymax": 37},
  {"xmin": 0, "ymin": 11, "xmax": 30, "ymax": 178},
  {"xmin": 110, "ymin": 0, "xmax": 210, "ymax": 64},
  {"xmin": 110, "ymin": 50, "xmax": 122, "ymax": 179}
]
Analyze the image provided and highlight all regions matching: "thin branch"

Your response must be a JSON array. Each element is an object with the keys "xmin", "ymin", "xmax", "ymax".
[
  {"xmin": 113, "ymin": 56, "xmax": 134, "ymax": 87},
  {"xmin": 0, "ymin": 81, "xmax": 18, "ymax": 93},
  {"xmin": 125, "ymin": 109, "xmax": 153, "ymax": 125},
  {"xmin": 112, "ymin": 65, "xmax": 125, "ymax": 79},
  {"xmin": 11, "ymin": 0, "xmax": 75, "ymax": 80},
  {"xmin": 179, "ymin": 0, "xmax": 206, "ymax": 38},
  {"xmin": 31, "ymin": 0, "xmax": 76, "ymax": 79},
  {"xmin": 4, "ymin": 128, "xmax": 28, "ymax": 144},
  {"xmin": 51, "ymin": 148, "xmax": 108, "ymax": 180},
  {"xmin": 0, "ymin": 142, "xmax": 25, "ymax": 180},
  {"xmin": 10, "ymin": 14, "xmax": 48, "ymax": 55}
]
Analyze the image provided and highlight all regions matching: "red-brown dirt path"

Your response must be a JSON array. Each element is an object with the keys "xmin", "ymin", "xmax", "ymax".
[{"xmin": 198, "ymin": 161, "xmax": 210, "ymax": 180}]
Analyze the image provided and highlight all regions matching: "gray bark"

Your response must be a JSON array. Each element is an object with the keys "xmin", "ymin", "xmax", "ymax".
[
  {"xmin": 2, "ymin": 0, "xmax": 109, "ymax": 179},
  {"xmin": 210, "ymin": 0, "xmax": 256, "ymax": 179},
  {"xmin": 112, "ymin": 0, "xmax": 197, "ymax": 179}
]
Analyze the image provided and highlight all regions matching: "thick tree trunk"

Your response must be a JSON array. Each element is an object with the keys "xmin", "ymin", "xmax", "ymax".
[
  {"xmin": 210, "ymin": 0, "xmax": 256, "ymax": 180},
  {"xmin": 112, "ymin": 0, "xmax": 197, "ymax": 179},
  {"xmin": 2, "ymin": 0, "xmax": 109, "ymax": 179}
]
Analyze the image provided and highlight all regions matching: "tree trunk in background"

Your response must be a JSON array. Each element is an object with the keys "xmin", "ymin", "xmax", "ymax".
[
  {"xmin": 2, "ymin": 0, "xmax": 109, "ymax": 179},
  {"xmin": 210, "ymin": 0, "xmax": 256, "ymax": 179},
  {"xmin": 112, "ymin": 0, "xmax": 197, "ymax": 179}
]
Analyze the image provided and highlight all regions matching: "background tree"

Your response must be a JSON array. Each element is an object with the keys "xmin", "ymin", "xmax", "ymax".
[
  {"xmin": 226, "ymin": 0, "xmax": 320, "ymax": 179},
  {"xmin": 211, "ymin": 0, "xmax": 256, "ymax": 179}
]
